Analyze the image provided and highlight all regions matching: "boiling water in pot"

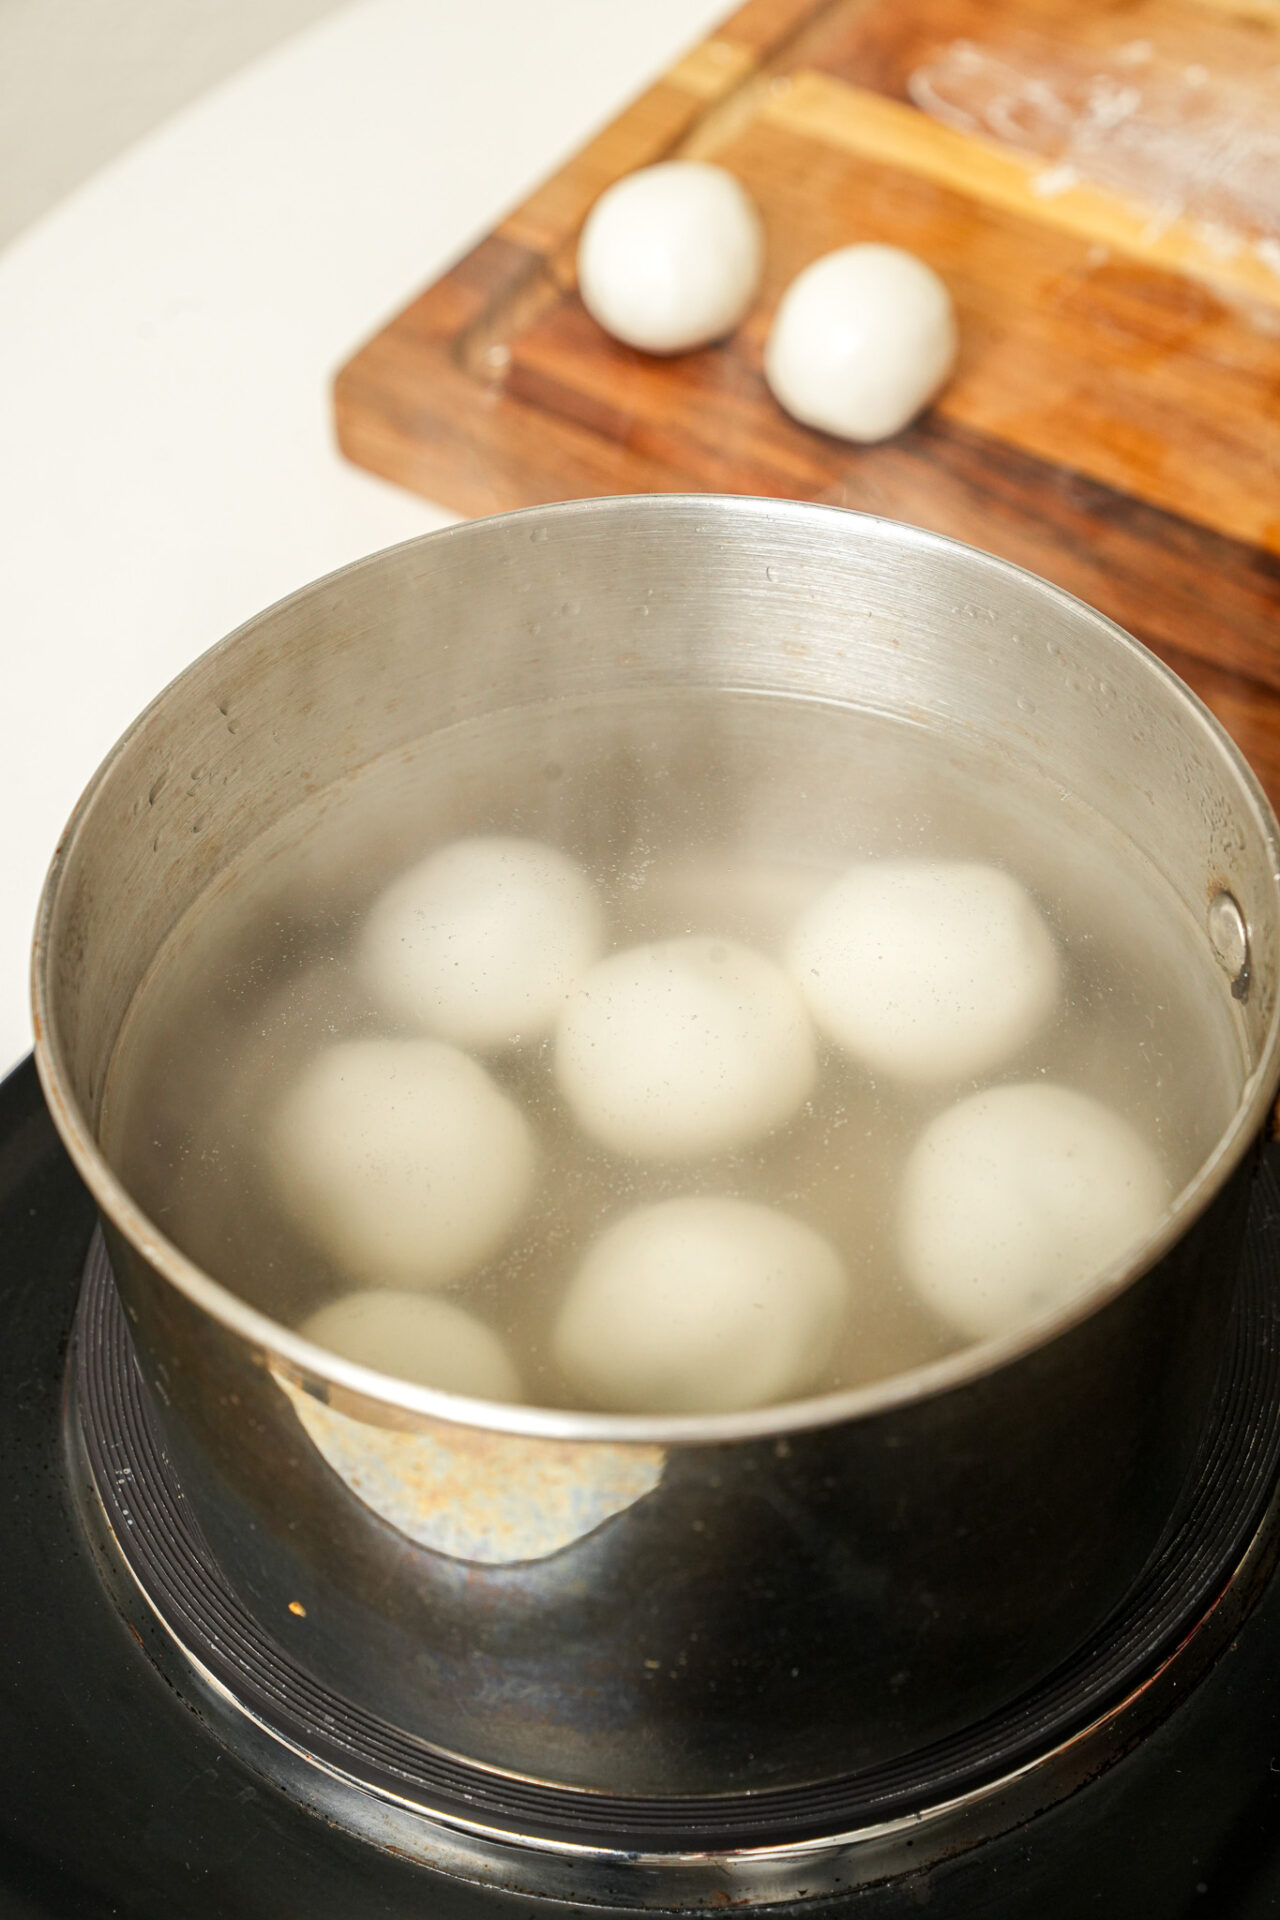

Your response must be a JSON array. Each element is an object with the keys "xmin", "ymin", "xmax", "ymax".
[{"xmin": 100, "ymin": 688, "xmax": 1245, "ymax": 1414}]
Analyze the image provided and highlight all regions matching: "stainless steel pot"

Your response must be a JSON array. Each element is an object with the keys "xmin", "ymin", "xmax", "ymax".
[{"xmin": 32, "ymin": 495, "xmax": 1280, "ymax": 1802}]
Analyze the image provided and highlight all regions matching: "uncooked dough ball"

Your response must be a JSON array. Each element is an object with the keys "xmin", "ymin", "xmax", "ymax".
[
  {"xmin": 554, "ymin": 1197, "xmax": 849, "ymax": 1414},
  {"xmin": 357, "ymin": 836, "xmax": 603, "ymax": 1049},
  {"xmin": 787, "ymin": 860, "xmax": 1058, "ymax": 1084},
  {"xmin": 899, "ymin": 1083, "xmax": 1170, "ymax": 1341},
  {"xmin": 765, "ymin": 243, "xmax": 958, "ymax": 443},
  {"xmin": 555, "ymin": 936, "xmax": 815, "ymax": 1159},
  {"xmin": 269, "ymin": 1037, "xmax": 536, "ymax": 1287},
  {"xmin": 302, "ymin": 1290, "xmax": 521, "ymax": 1402},
  {"xmin": 577, "ymin": 161, "xmax": 764, "ymax": 354}
]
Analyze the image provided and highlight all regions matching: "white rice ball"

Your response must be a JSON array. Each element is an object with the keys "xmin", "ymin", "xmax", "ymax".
[
  {"xmin": 765, "ymin": 243, "xmax": 958, "ymax": 443},
  {"xmin": 269, "ymin": 1037, "xmax": 536, "ymax": 1287},
  {"xmin": 899, "ymin": 1083, "xmax": 1170, "ymax": 1341},
  {"xmin": 577, "ymin": 161, "xmax": 764, "ymax": 354},
  {"xmin": 302, "ymin": 1290, "xmax": 522, "ymax": 1402},
  {"xmin": 357, "ymin": 836, "xmax": 603, "ymax": 1049},
  {"xmin": 553, "ymin": 1197, "xmax": 849, "ymax": 1414},
  {"xmin": 555, "ymin": 936, "xmax": 815, "ymax": 1159},
  {"xmin": 787, "ymin": 860, "xmax": 1059, "ymax": 1084}
]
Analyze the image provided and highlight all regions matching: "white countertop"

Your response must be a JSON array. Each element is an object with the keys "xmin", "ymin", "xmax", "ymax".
[{"xmin": 0, "ymin": 0, "xmax": 729, "ymax": 1076}]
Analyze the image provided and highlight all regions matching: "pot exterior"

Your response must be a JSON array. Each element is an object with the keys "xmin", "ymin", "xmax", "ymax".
[
  {"xmin": 37, "ymin": 496, "xmax": 1280, "ymax": 1798},
  {"xmin": 104, "ymin": 1155, "xmax": 1249, "ymax": 1796}
]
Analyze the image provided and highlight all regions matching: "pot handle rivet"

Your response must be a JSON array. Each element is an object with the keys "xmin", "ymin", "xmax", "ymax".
[{"xmin": 1208, "ymin": 889, "xmax": 1250, "ymax": 1002}]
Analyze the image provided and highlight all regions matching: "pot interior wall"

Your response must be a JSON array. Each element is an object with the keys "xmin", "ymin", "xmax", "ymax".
[{"xmin": 39, "ymin": 498, "xmax": 1279, "ymax": 1152}]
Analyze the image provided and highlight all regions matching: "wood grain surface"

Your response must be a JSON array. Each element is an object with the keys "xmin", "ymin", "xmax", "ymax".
[{"xmin": 334, "ymin": 0, "xmax": 1280, "ymax": 806}]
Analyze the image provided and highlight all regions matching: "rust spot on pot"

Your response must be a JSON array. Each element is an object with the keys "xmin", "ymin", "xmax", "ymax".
[{"xmin": 274, "ymin": 1372, "xmax": 666, "ymax": 1565}]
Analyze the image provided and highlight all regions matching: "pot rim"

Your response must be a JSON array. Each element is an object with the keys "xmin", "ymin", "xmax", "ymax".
[{"xmin": 31, "ymin": 494, "xmax": 1280, "ymax": 1446}]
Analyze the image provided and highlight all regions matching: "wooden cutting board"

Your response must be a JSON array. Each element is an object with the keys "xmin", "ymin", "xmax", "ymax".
[{"xmin": 334, "ymin": 0, "xmax": 1280, "ymax": 806}]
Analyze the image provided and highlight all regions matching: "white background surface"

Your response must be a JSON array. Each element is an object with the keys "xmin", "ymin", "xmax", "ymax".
[
  {"xmin": 0, "ymin": 0, "xmax": 729, "ymax": 1074},
  {"xmin": 0, "ymin": 0, "xmax": 347, "ymax": 245}
]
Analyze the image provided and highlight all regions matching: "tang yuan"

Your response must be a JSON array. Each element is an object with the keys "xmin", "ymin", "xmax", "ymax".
[
  {"xmin": 899, "ymin": 1083, "xmax": 1170, "ymax": 1341},
  {"xmin": 357, "ymin": 836, "xmax": 603, "ymax": 1049},
  {"xmin": 556, "ymin": 936, "xmax": 815, "ymax": 1160},
  {"xmin": 269, "ymin": 1037, "xmax": 536, "ymax": 1288},
  {"xmin": 303, "ymin": 1290, "xmax": 522, "ymax": 1402},
  {"xmin": 553, "ymin": 1197, "xmax": 849, "ymax": 1414},
  {"xmin": 578, "ymin": 161, "xmax": 763, "ymax": 355},
  {"xmin": 765, "ymin": 243, "xmax": 957, "ymax": 443},
  {"xmin": 788, "ymin": 860, "xmax": 1059, "ymax": 1084}
]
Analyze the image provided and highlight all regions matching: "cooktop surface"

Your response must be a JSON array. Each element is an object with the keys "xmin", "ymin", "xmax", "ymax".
[{"xmin": 6, "ymin": 1052, "xmax": 1280, "ymax": 1920}]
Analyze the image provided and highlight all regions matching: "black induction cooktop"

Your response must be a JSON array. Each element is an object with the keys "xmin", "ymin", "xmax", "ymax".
[{"xmin": 6, "ymin": 1051, "xmax": 1280, "ymax": 1920}]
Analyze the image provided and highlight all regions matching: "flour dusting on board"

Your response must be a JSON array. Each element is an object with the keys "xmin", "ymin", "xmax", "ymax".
[{"xmin": 908, "ymin": 38, "xmax": 1280, "ymax": 274}]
